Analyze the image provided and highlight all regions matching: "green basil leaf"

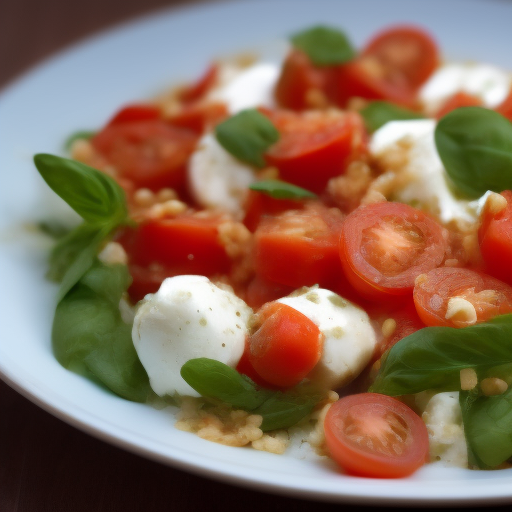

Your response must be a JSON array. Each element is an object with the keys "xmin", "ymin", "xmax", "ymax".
[
  {"xmin": 249, "ymin": 179, "xmax": 317, "ymax": 200},
  {"xmin": 53, "ymin": 261, "xmax": 152, "ymax": 402},
  {"xmin": 37, "ymin": 221, "xmax": 72, "ymax": 240},
  {"xmin": 64, "ymin": 130, "xmax": 96, "ymax": 150},
  {"xmin": 290, "ymin": 26, "xmax": 355, "ymax": 66},
  {"xmin": 360, "ymin": 101, "xmax": 425, "ymax": 133},
  {"xmin": 180, "ymin": 358, "xmax": 323, "ymax": 430},
  {"xmin": 255, "ymin": 391, "xmax": 321, "ymax": 431},
  {"xmin": 215, "ymin": 109, "xmax": 279, "ymax": 168},
  {"xmin": 34, "ymin": 154, "xmax": 128, "ymax": 225},
  {"xmin": 370, "ymin": 315, "xmax": 512, "ymax": 396},
  {"xmin": 460, "ymin": 387, "xmax": 512, "ymax": 469},
  {"xmin": 435, "ymin": 107, "xmax": 512, "ymax": 198},
  {"xmin": 180, "ymin": 358, "xmax": 271, "ymax": 410}
]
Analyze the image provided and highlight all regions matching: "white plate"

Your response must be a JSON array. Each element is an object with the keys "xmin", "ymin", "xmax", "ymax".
[{"xmin": 2, "ymin": 0, "xmax": 512, "ymax": 505}]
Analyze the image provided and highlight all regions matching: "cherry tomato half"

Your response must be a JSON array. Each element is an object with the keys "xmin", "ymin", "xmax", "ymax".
[
  {"xmin": 324, "ymin": 393, "xmax": 429, "ymax": 478},
  {"xmin": 248, "ymin": 302, "xmax": 323, "ymax": 388},
  {"xmin": 478, "ymin": 190, "xmax": 512, "ymax": 286},
  {"xmin": 413, "ymin": 267, "xmax": 512, "ymax": 328},
  {"xmin": 264, "ymin": 110, "xmax": 367, "ymax": 194},
  {"xmin": 339, "ymin": 202, "xmax": 447, "ymax": 301}
]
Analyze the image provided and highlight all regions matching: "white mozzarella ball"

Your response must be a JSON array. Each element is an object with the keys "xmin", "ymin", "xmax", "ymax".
[
  {"xmin": 419, "ymin": 63, "xmax": 512, "ymax": 116},
  {"xmin": 132, "ymin": 275, "xmax": 252, "ymax": 397},
  {"xmin": 208, "ymin": 62, "xmax": 280, "ymax": 114},
  {"xmin": 421, "ymin": 392, "xmax": 468, "ymax": 468},
  {"xmin": 188, "ymin": 133, "xmax": 255, "ymax": 217},
  {"xmin": 277, "ymin": 287, "xmax": 377, "ymax": 389},
  {"xmin": 370, "ymin": 119, "xmax": 482, "ymax": 223}
]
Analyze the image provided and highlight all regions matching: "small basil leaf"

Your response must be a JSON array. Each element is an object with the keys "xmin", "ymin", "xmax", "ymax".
[
  {"xmin": 64, "ymin": 130, "xmax": 96, "ymax": 150},
  {"xmin": 255, "ymin": 392, "xmax": 321, "ymax": 431},
  {"xmin": 360, "ymin": 101, "xmax": 425, "ymax": 133},
  {"xmin": 34, "ymin": 154, "xmax": 128, "ymax": 225},
  {"xmin": 435, "ymin": 107, "xmax": 512, "ymax": 198},
  {"xmin": 370, "ymin": 315, "xmax": 512, "ymax": 396},
  {"xmin": 53, "ymin": 261, "xmax": 152, "ymax": 402},
  {"xmin": 249, "ymin": 179, "xmax": 317, "ymax": 200},
  {"xmin": 181, "ymin": 358, "xmax": 271, "ymax": 410},
  {"xmin": 290, "ymin": 26, "xmax": 355, "ymax": 66},
  {"xmin": 460, "ymin": 387, "xmax": 512, "ymax": 469},
  {"xmin": 215, "ymin": 109, "xmax": 279, "ymax": 168}
]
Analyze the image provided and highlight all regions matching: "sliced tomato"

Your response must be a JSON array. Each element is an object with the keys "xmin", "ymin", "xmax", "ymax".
[
  {"xmin": 91, "ymin": 119, "xmax": 197, "ymax": 191},
  {"xmin": 254, "ymin": 204, "xmax": 344, "ymax": 288},
  {"xmin": 247, "ymin": 302, "xmax": 323, "ymax": 388},
  {"xmin": 339, "ymin": 202, "xmax": 447, "ymax": 301},
  {"xmin": 264, "ymin": 110, "xmax": 367, "ymax": 193},
  {"xmin": 435, "ymin": 92, "xmax": 483, "ymax": 119},
  {"xmin": 244, "ymin": 275, "xmax": 294, "ymax": 310},
  {"xmin": 168, "ymin": 102, "xmax": 228, "ymax": 134},
  {"xmin": 178, "ymin": 63, "xmax": 218, "ymax": 103},
  {"xmin": 413, "ymin": 267, "xmax": 512, "ymax": 328},
  {"xmin": 105, "ymin": 104, "xmax": 161, "ymax": 126},
  {"xmin": 324, "ymin": 393, "xmax": 429, "ymax": 478},
  {"xmin": 119, "ymin": 213, "xmax": 232, "ymax": 299},
  {"xmin": 328, "ymin": 26, "xmax": 439, "ymax": 108},
  {"xmin": 495, "ymin": 89, "xmax": 512, "ymax": 121},
  {"xmin": 478, "ymin": 190, "xmax": 512, "ymax": 285},
  {"xmin": 274, "ymin": 50, "xmax": 330, "ymax": 110},
  {"xmin": 236, "ymin": 340, "xmax": 278, "ymax": 389},
  {"xmin": 242, "ymin": 189, "xmax": 305, "ymax": 232}
]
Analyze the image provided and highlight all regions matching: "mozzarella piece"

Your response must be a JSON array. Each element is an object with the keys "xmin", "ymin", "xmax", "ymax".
[
  {"xmin": 208, "ymin": 62, "xmax": 280, "ymax": 114},
  {"xmin": 420, "ymin": 63, "xmax": 512, "ymax": 115},
  {"xmin": 370, "ymin": 119, "xmax": 482, "ymax": 223},
  {"xmin": 421, "ymin": 392, "xmax": 468, "ymax": 468},
  {"xmin": 188, "ymin": 133, "xmax": 255, "ymax": 217},
  {"xmin": 132, "ymin": 275, "xmax": 252, "ymax": 397},
  {"xmin": 277, "ymin": 287, "xmax": 376, "ymax": 389}
]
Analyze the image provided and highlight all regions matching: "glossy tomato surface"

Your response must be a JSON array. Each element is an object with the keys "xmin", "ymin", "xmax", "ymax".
[
  {"xmin": 413, "ymin": 267, "xmax": 512, "ymax": 328},
  {"xmin": 339, "ymin": 202, "xmax": 447, "ymax": 301},
  {"xmin": 324, "ymin": 393, "xmax": 429, "ymax": 478}
]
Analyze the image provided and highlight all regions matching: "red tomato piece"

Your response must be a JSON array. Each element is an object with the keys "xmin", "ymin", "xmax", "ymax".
[
  {"xmin": 168, "ymin": 102, "xmax": 228, "ymax": 134},
  {"xmin": 327, "ymin": 26, "xmax": 439, "ymax": 108},
  {"xmin": 91, "ymin": 120, "xmax": 197, "ymax": 191},
  {"xmin": 435, "ymin": 92, "xmax": 483, "ymax": 119},
  {"xmin": 413, "ymin": 267, "xmax": 512, "ymax": 328},
  {"xmin": 324, "ymin": 393, "xmax": 429, "ymax": 478},
  {"xmin": 274, "ymin": 50, "xmax": 330, "ymax": 110},
  {"xmin": 178, "ymin": 64, "xmax": 218, "ymax": 103},
  {"xmin": 247, "ymin": 302, "xmax": 323, "ymax": 388},
  {"xmin": 236, "ymin": 340, "xmax": 278, "ymax": 389},
  {"xmin": 383, "ymin": 300, "xmax": 425, "ymax": 352},
  {"xmin": 105, "ymin": 104, "xmax": 161, "ymax": 126},
  {"xmin": 254, "ymin": 204, "xmax": 344, "ymax": 289},
  {"xmin": 339, "ymin": 202, "xmax": 447, "ymax": 301},
  {"xmin": 478, "ymin": 190, "xmax": 512, "ymax": 285},
  {"xmin": 495, "ymin": 89, "xmax": 512, "ymax": 121},
  {"xmin": 264, "ymin": 110, "xmax": 367, "ymax": 193},
  {"xmin": 244, "ymin": 275, "xmax": 294, "ymax": 311}
]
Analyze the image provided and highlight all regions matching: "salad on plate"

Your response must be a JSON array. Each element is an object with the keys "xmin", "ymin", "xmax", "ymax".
[{"xmin": 33, "ymin": 23, "xmax": 512, "ymax": 479}]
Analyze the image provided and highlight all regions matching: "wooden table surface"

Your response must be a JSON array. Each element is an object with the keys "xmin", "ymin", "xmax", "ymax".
[{"xmin": 1, "ymin": 1, "xmax": 512, "ymax": 510}]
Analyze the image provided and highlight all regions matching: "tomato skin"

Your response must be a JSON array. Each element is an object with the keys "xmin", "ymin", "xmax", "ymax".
[
  {"xmin": 274, "ymin": 50, "xmax": 330, "ymax": 110},
  {"xmin": 92, "ymin": 119, "xmax": 197, "ymax": 191},
  {"xmin": 435, "ymin": 92, "xmax": 483, "ymax": 119},
  {"xmin": 327, "ymin": 26, "xmax": 439, "ymax": 109},
  {"xmin": 248, "ymin": 302, "xmax": 323, "ymax": 388},
  {"xmin": 478, "ymin": 190, "xmax": 512, "ymax": 286},
  {"xmin": 244, "ymin": 275, "xmax": 294, "ymax": 310},
  {"xmin": 339, "ymin": 202, "xmax": 447, "ymax": 301},
  {"xmin": 324, "ymin": 393, "xmax": 429, "ymax": 478},
  {"xmin": 168, "ymin": 102, "xmax": 228, "ymax": 134},
  {"xmin": 236, "ymin": 340, "xmax": 278, "ymax": 389},
  {"xmin": 254, "ymin": 204, "xmax": 344, "ymax": 288},
  {"xmin": 413, "ymin": 267, "xmax": 512, "ymax": 328},
  {"xmin": 178, "ymin": 63, "xmax": 218, "ymax": 103},
  {"xmin": 106, "ymin": 104, "xmax": 161, "ymax": 126},
  {"xmin": 264, "ymin": 110, "xmax": 367, "ymax": 194}
]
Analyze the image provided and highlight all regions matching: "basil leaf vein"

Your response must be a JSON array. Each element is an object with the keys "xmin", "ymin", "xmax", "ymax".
[
  {"xmin": 249, "ymin": 179, "xmax": 317, "ymax": 200},
  {"xmin": 290, "ymin": 26, "xmax": 355, "ymax": 66},
  {"xmin": 215, "ymin": 109, "xmax": 279, "ymax": 168},
  {"xmin": 435, "ymin": 107, "xmax": 512, "ymax": 198}
]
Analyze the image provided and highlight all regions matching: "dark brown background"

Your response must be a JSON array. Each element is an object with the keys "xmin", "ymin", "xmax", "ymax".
[{"xmin": 1, "ymin": 1, "xmax": 512, "ymax": 510}]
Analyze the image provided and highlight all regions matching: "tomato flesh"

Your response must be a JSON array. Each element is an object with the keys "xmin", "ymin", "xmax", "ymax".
[
  {"xmin": 435, "ymin": 92, "xmax": 483, "ymax": 119},
  {"xmin": 340, "ymin": 202, "xmax": 447, "ymax": 301},
  {"xmin": 413, "ymin": 267, "xmax": 512, "ymax": 328},
  {"xmin": 248, "ymin": 302, "xmax": 323, "ymax": 388},
  {"xmin": 324, "ymin": 393, "xmax": 429, "ymax": 478}
]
